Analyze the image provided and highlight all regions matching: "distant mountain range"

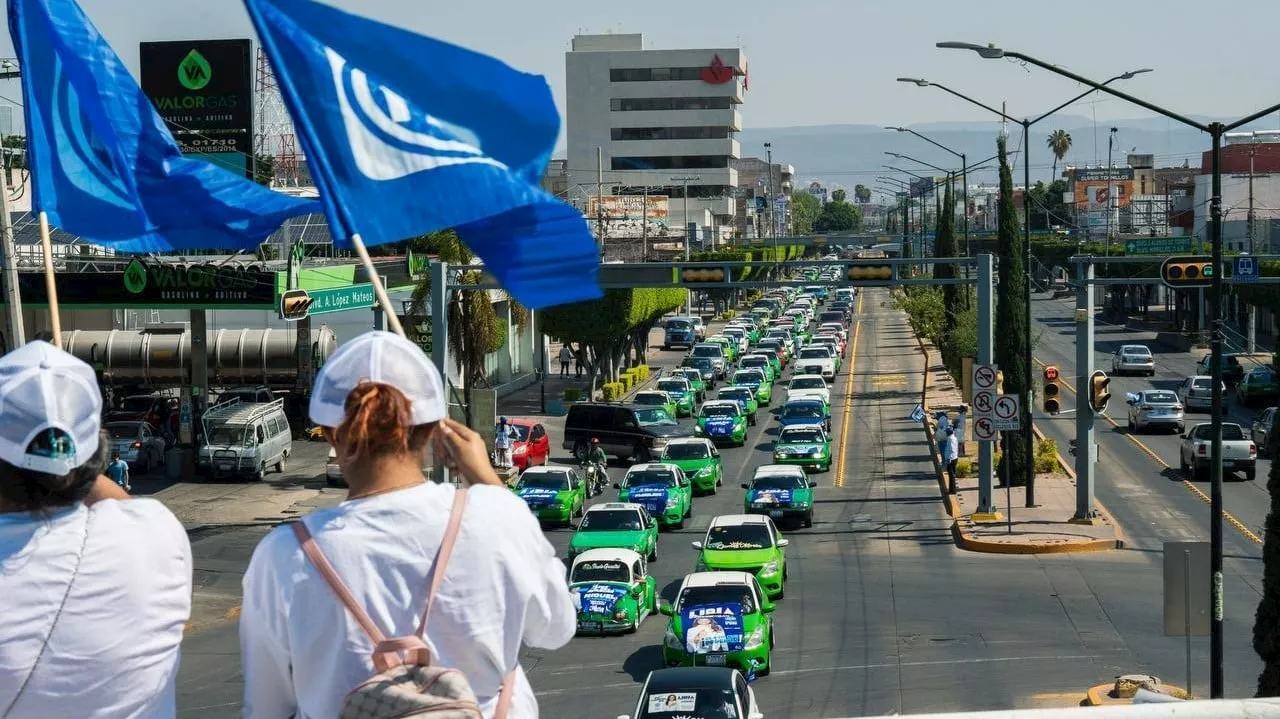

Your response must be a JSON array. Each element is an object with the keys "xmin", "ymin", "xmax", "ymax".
[{"xmin": 737, "ymin": 114, "xmax": 1280, "ymax": 195}]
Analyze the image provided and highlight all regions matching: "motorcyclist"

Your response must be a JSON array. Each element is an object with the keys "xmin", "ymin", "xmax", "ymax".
[{"xmin": 584, "ymin": 438, "xmax": 609, "ymax": 495}]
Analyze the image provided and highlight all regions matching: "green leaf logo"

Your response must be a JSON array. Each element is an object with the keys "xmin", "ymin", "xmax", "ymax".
[
  {"xmin": 123, "ymin": 258, "xmax": 148, "ymax": 295},
  {"xmin": 178, "ymin": 49, "xmax": 211, "ymax": 91}
]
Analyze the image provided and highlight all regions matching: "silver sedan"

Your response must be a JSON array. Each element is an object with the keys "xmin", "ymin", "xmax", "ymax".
[
  {"xmin": 1125, "ymin": 389, "xmax": 1184, "ymax": 434},
  {"xmin": 1112, "ymin": 344, "xmax": 1155, "ymax": 376}
]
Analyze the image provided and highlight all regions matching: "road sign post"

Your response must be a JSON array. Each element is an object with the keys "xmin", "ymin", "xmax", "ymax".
[
  {"xmin": 993, "ymin": 394, "xmax": 1020, "ymax": 431},
  {"xmin": 1073, "ymin": 259, "xmax": 1099, "ymax": 522},
  {"xmin": 975, "ymin": 254, "xmax": 997, "ymax": 515},
  {"xmin": 1233, "ymin": 255, "xmax": 1259, "ymax": 283},
  {"xmin": 972, "ymin": 416, "xmax": 996, "ymax": 442}
]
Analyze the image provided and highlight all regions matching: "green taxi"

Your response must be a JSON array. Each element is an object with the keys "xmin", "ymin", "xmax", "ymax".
[
  {"xmin": 660, "ymin": 571, "xmax": 775, "ymax": 676},
  {"xmin": 744, "ymin": 465, "xmax": 817, "ymax": 529},
  {"xmin": 570, "ymin": 548, "xmax": 657, "ymax": 635},
  {"xmin": 707, "ymin": 335, "xmax": 739, "ymax": 363},
  {"xmin": 732, "ymin": 368, "xmax": 773, "ymax": 406},
  {"xmin": 693, "ymin": 514, "xmax": 789, "ymax": 599},
  {"xmin": 729, "ymin": 322, "xmax": 760, "ymax": 345},
  {"xmin": 738, "ymin": 353, "xmax": 776, "ymax": 384},
  {"xmin": 655, "ymin": 376, "xmax": 696, "ymax": 417},
  {"xmin": 674, "ymin": 367, "xmax": 709, "ymax": 403},
  {"xmin": 772, "ymin": 424, "xmax": 832, "ymax": 473},
  {"xmin": 695, "ymin": 400, "xmax": 748, "ymax": 447},
  {"xmin": 567, "ymin": 502, "xmax": 659, "ymax": 563},
  {"xmin": 616, "ymin": 463, "xmax": 693, "ymax": 529},
  {"xmin": 632, "ymin": 390, "xmax": 677, "ymax": 419},
  {"xmin": 749, "ymin": 346, "xmax": 784, "ymax": 377},
  {"xmin": 660, "ymin": 437, "xmax": 723, "ymax": 495},
  {"xmin": 513, "ymin": 465, "xmax": 586, "ymax": 527},
  {"xmin": 716, "ymin": 385, "xmax": 758, "ymax": 425}
]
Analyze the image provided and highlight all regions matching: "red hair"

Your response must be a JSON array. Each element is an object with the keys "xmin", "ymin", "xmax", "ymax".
[{"xmin": 336, "ymin": 382, "xmax": 435, "ymax": 462}]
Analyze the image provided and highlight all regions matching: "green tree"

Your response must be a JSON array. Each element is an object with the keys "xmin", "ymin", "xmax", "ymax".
[
  {"xmin": 1254, "ymin": 410, "xmax": 1280, "ymax": 696},
  {"xmin": 790, "ymin": 191, "xmax": 821, "ymax": 235},
  {"xmin": 853, "ymin": 184, "xmax": 872, "ymax": 203},
  {"xmin": 995, "ymin": 136, "xmax": 1030, "ymax": 485},
  {"xmin": 1046, "ymin": 129, "xmax": 1072, "ymax": 181},
  {"xmin": 933, "ymin": 178, "xmax": 961, "ymax": 342},
  {"xmin": 1, "ymin": 135, "xmax": 26, "ymax": 172},
  {"xmin": 253, "ymin": 153, "xmax": 275, "ymax": 187},
  {"xmin": 814, "ymin": 200, "xmax": 861, "ymax": 233},
  {"xmin": 830, "ymin": 188, "xmax": 848, "ymax": 203}
]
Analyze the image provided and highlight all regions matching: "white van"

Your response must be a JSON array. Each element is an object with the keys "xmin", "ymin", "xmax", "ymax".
[{"xmin": 197, "ymin": 398, "xmax": 292, "ymax": 481}]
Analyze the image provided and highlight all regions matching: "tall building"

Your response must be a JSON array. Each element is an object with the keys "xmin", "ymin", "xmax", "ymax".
[
  {"xmin": 565, "ymin": 34, "xmax": 747, "ymax": 242},
  {"xmin": 731, "ymin": 157, "xmax": 794, "ymax": 238}
]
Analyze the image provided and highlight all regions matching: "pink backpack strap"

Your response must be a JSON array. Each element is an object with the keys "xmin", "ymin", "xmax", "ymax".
[{"xmin": 291, "ymin": 521, "xmax": 386, "ymax": 645}]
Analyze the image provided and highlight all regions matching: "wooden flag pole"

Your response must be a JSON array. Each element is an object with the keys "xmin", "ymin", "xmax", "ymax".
[
  {"xmin": 349, "ymin": 232, "xmax": 405, "ymax": 337},
  {"xmin": 37, "ymin": 212, "xmax": 62, "ymax": 349}
]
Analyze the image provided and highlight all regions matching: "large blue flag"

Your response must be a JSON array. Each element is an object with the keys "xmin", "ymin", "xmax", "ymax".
[
  {"xmin": 243, "ymin": 0, "xmax": 601, "ymax": 309},
  {"xmin": 8, "ymin": 0, "xmax": 319, "ymax": 252}
]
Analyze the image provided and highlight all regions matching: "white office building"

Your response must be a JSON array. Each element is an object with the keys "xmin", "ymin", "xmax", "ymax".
[{"xmin": 565, "ymin": 34, "xmax": 747, "ymax": 242}]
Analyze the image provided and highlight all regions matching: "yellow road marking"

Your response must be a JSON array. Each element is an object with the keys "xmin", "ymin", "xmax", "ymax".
[
  {"xmin": 1032, "ymin": 357, "xmax": 1262, "ymax": 545},
  {"xmin": 871, "ymin": 374, "xmax": 907, "ymax": 385},
  {"xmin": 834, "ymin": 293, "xmax": 865, "ymax": 488}
]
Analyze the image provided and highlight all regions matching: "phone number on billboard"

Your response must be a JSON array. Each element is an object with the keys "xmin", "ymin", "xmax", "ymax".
[{"xmin": 182, "ymin": 138, "xmax": 242, "ymax": 150}]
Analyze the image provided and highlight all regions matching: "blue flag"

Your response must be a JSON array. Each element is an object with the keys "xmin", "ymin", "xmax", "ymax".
[
  {"xmin": 7, "ymin": 0, "xmax": 319, "ymax": 252},
  {"xmin": 243, "ymin": 0, "xmax": 601, "ymax": 309}
]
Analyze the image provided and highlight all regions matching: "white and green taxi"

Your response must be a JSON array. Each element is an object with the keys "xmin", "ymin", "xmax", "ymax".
[{"xmin": 570, "ymin": 548, "xmax": 658, "ymax": 635}]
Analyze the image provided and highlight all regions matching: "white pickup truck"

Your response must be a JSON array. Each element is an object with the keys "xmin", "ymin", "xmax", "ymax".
[
  {"xmin": 794, "ymin": 346, "xmax": 837, "ymax": 382},
  {"xmin": 1179, "ymin": 422, "xmax": 1257, "ymax": 480}
]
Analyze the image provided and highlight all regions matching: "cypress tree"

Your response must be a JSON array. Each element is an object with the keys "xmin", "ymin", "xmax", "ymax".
[
  {"xmin": 934, "ymin": 177, "xmax": 959, "ymax": 337},
  {"xmin": 1255, "ymin": 411, "xmax": 1280, "ymax": 695},
  {"xmin": 995, "ymin": 136, "xmax": 1030, "ymax": 485}
]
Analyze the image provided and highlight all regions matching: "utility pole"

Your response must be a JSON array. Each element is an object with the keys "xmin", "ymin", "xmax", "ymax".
[
  {"xmin": 672, "ymin": 175, "xmax": 701, "ymax": 316},
  {"xmin": 1248, "ymin": 144, "xmax": 1257, "ymax": 352},
  {"xmin": 596, "ymin": 146, "xmax": 605, "ymax": 257},
  {"xmin": 641, "ymin": 185, "xmax": 649, "ymax": 261},
  {"xmin": 1106, "ymin": 127, "xmax": 1117, "ymax": 248},
  {"xmin": 0, "ymin": 172, "xmax": 23, "ymax": 353},
  {"xmin": 764, "ymin": 142, "xmax": 775, "ymax": 257}
]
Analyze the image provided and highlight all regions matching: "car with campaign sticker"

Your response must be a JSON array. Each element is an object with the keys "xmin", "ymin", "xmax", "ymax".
[
  {"xmin": 660, "ymin": 438, "xmax": 723, "ymax": 495},
  {"xmin": 633, "ymin": 390, "xmax": 678, "ymax": 420},
  {"xmin": 567, "ymin": 502, "xmax": 659, "ymax": 563},
  {"xmin": 695, "ymin": 400, "xmax": 749, "ymax": 447},
  {"xmin": 513, "ymin": 465, "xmax": 586, "ymax": 527},
  {"xmin": 570, "ymin": 548, "xmax": 657, "ymax": 635},
  {"xmin": 659, "ymin": 571, "xmax": 776, "ymax": 675},
  {"xmin": 744, "ymin": 465, "xmax": 817, "ymax": 528},
  {"xmin": 681, "ymin": 356, "xmax": 719, "ymax": 390},
  {"xmin": 778, "ymin": 398, "xmax": 831, "ymax": 433},
  {"xmin": 731, "ymin": 368, "xmax": 772, "ymax": 407},
  {"xmin": 674, "ymin": 367, "xmax": 709, "ymax": 403},
  {"xmin": 692, "ymin": 515, "xmax": 789, "ymax": 599},
  {"xmin": 656, "ymin": 376, "xmax": 697, "ymax": 417},
  {"xmin": 717, "ymin": 386, "xmax": 759, "ymax": 425},
  {"xmin": 622, "ymin": 667, "xmax": 764, "ymax": 719},
  {"xmin": 771, "ymin": 424, "xmax": 832, "ymax": 473},
  {"xmin": 738, "ymin": 353, "xmax": 776, "ymax": 384},
  {"xmin": 616, "ymin": 463, "xmax": 693, "ymax": 529}
]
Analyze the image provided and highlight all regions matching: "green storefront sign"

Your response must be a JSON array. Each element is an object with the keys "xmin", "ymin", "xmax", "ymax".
[
  {"xmin": 1125, "ymin": 237, "xmax": 1193, "ymax": 255},
  {"xmin": 308, "ymin": 283, "xmax": 377, "ymax": 316}
]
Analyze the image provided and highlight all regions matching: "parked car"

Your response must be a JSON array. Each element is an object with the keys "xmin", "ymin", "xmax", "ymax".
[
  {"xmin": 508, "ymin": 418, "xmax": 551, "ymax": 471},
  {"xmin": 1251, "ymin": 407, "xmax": 1277, "ymax": 456},
  {"xmin": 104, "ymin": 421, "xmax": 167, "ymax": 475},
  {"xmin": 1236, "ymin": 367, "xmax": 1280, "ymax": 407},
  {"xmin": 1176, "ymin": 375, "xmax": 1224, "ymax": 413},
  {"xmin": 563, "ymin": 403, "xmax": 692, "ymax": 463},
  {"xmin": 1196, "ymin": 352, "xmax": 1272, "ymax": 386},
  {"xmin": 196, "ymin": 398, "xmax": 292, "ymax": 481},
  {"xmin": 108, "ymin": 393, "xmax": 177, "ymax": 431},
  {"xmin": 1179, "ymin": 422, "xmax": 1256, "ymax": 480},
  {"xmin": 1111, "ymin": 344, "xmax": 1155, "ymax": 376},
  {"xmin": 1124, "ymin": 389, "xmax": 1184, "ymax": 434}
]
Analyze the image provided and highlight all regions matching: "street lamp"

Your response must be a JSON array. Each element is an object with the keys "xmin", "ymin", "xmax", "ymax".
[
  {"xmin": 888, "ymin": 126, "xmax": 970, "ymax": 254},
  {"xmin": 898, "ymin": 67, "xmax": 1151, "ymax": 511},
  {"xmin": 936, "ymin": 41, "xmax": 1280, "ymax": 699},
  {"xmin": 671, "ymin": 174, "xmax": 701, "ymax": 316}
]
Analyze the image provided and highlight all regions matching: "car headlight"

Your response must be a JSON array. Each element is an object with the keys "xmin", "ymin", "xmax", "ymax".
[
  {"xmin": 664, "ymin": 626, "xmax": 684, "ymax": 650},
  {"xmin": 810, "ymin": 447, "xmax": 824, "ymax": 456},
  {"xmin": 744, "ymin": 625, "xmax": 766, "ymax": 650},
  {"xmin": 795, "ymin": 499, "xmax": 811, "ymax": 508},
  {"xmin": 695, "ymin": 467, "xmax": 714, "ymax": 477},
  {"xmin": 694, "ymin": 426, "xmax": 704, "ymax": 435},
  {"xmin": 761, "ymin": 560, "xmax": 780, "ymax": 576},
  {"xmin": 513, "ymin": 445, "xmax": 527, "ymax": 455},
  {"xmin": 614, "ymin": 609, "xmax": 629, "ymax": 621},
  {"xmin": 773, "ymin": 451, "xmax": 785, "ymax": 459}
]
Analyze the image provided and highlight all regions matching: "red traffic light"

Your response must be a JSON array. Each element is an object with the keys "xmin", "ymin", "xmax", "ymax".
[{"xmin": 1043, "ymin": 366, "xmax": 1059, "ymax": 381}]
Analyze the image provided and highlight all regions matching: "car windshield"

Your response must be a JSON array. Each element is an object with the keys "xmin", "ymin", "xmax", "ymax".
[
  {"xmin": 120, "ymin": 397, "xmax": 157, "ymax": 412},
  {"xmin": 741, "ymin": 358, "xmax": 767, "ymax": 368},
  {"xmin": 692, "ymin": 346, "xmax": 722, "ymax": 358},
  {"xmin": 635, "ymin": 408, "xmax": 678, "ymax": 426},
  {"xmin": 753, "ymin": 473, "xmax": 807, "ymax": 490},
  {"xmin": 664, "ymin": 443, "xmax": 710, "ymax": 460},
  {"xmin": 666, "ymin": 319, "xmax": 692, "ymax": 330},
  {"xmin": 685, "ymin": 358, "xmax": 712, "ymax": 370},
  {"xmin": 783, "ymin": 403, "xmax": 824, "ymax": 419},
  {"xmin": 790, "ymin": 377, "xmax": 825, "ymax": 390},
  {"xmin": 1193, "ymin": 424, "xmax": 1244, "ymax": 440},
  {"xmin": 1123, "ymin": 346, "xmax": 1152, "ymax": 356},
  {"xmin": 780, "ymin": 428, "xmax": 824, "ymax": 443},
  {"xmin": 519, "ymin": 472, "xmax": 570, "ymax": 490},
  {"xmin": 505, "ymin": 424, "xmax": 530, "ymax": 441},
  {"xmin": 678, "ymin": 371, "xmax": 702, "ymax": 383},
  {"xmin": 658, "ymin": 380, "xmax": 688, "ymax": 394},
  {"xmin": 579, "ymin": 510, "xmax": 645, "ymax": 532},
  {"xmin": 105, "ymin": 423, "xmax": 141, "ymax": 440},
  {"xmin": 207, "ymin": 424, "xmax": 247, "ymax": 446},
  {"xmin": 1144, "ymin": 391, "xmax": 1178, "ymax": 404},
  {"xmin": 634, "ymin": 394, "xmax": 668, "ymax": 406},
  {"xmin": 1192, "ymin": 378, "xmax": 1213, "ymax": 390},
  {"xmin": 701, "ymin": 405, "xmax": 739, "ymax": 418},
  {"xmin": 800, "ymin": 348, "xmax": 830, "ymax": 359},
  {"xmin": 732, "ymin": 373, "xmax": 759, "ymax": 386},
  {"xmin": 704, "ymin": 524, "xmax": 772, "ymax": 550},
  {"xmin": 758, "ymin": 342, "xmax": 781, "ymax": 353},
  {"xmin": 624, "ymin": 469, "xmax": 678, "ymax": 488},
  {"xmin": 677, "ymin": 585, "xmax": 756, "ymax": 614},
  {"xmin": 720, "ymin": 389, "xmax": 752, "ymax": 402},
  {"xmin": 637, "ymin": 688, "xmax": 740, "ymax": 719},
  {"xmin": 571, "ymin": 560, "xmax": 631, "ymax": 584}
]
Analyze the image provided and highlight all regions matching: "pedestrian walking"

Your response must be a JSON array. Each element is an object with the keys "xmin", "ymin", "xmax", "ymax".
[
  {"xmin": 942, "ymin": 427, "xmax": 959, "ymax": 493},
  {"xmin": 573, "ymin": 351, "xmax": 583, "ymax": 378},
  {"xmin": 557, "ymin": 346, "xmax": 572, "ymax": 377},
  {"xmin": 954, "ymin": 405, "xmax": 968, "ymax": 457},
  {"xmin": 493, "ymin": 416, "xmax": 519, "ymax": 469},
  {"xmin": 106, "ymin": 451, "xmax": 130, "ymax": 491},
  {"xmin": 240, "ymin": 331, "xmax": 575, "ymax": 719},
  {"xmin": 933, "ymin": 410, "xmax": 950, "ymax": 435},
  {"xmin": 0, "ymin": 341, "xmax": 191, "ymax": 719}
]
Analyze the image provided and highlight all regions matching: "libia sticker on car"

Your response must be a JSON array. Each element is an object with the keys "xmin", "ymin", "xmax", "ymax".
[
  {"xmin": 754, "ymin": 488, "xmax": 792, "ymax": 504},
  {"xmin": 683, "ymin": 603, "xmax": 744, "ymax": 653}
]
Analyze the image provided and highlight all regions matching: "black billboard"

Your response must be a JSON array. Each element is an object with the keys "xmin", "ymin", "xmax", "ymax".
[
  {"xmin": 15, "ymin": 259, "xmax": 276, "ymax": 309},
  {"xmin": 140, "ymin": 39, "xmax": 253, "ymax": 177}
]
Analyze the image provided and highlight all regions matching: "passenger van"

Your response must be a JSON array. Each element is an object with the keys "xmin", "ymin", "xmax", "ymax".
[
  {"xmin": 197, "ymin": 398, "xmax": 292, "ymax": 481},
  {"xmin": 663, "ymin": 316, "xmax": 697, "ymax": 349}
]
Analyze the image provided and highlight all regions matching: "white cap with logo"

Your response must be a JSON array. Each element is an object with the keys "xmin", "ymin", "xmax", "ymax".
[
  {"xmin": 0, "ymin": 341, "xmax": 103, "ymax": 475},
  {"xmin": 309, "ymin": 331, "xmax": 446, "ymax": 428}
]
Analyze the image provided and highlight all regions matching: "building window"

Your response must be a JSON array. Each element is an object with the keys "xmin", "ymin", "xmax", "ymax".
[
  {"xmin": 610, "ymin": 97, "xmax": 734, "ymax": 112},
  {"xmin": 612, "ymin": 156, "xmax": 730, "ymax": 171},
  {"xmin": 610, "ymin": 67, "xmax": 706, "ymax": 82},
  {"xmin": 615, "ymin": 185, "xmax": 732, "ymax": 199},
  {"xmin": 611, "ymin": 126, "xmax": 732, "ymax": 141}
]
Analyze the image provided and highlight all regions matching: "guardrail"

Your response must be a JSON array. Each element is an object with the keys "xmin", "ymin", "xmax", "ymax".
[{"xmin": 831, "ymin": 699, "xmax": 1280, "ymax": 717}]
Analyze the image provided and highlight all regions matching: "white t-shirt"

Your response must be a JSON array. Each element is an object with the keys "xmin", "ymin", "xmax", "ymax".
[
  {"xmin": 0, "ymin": 499, "xmax": 192, "ymax": 719},
  {"xmin": 240, "ymin": 481, "xmax": 576, "ymax": 719}
]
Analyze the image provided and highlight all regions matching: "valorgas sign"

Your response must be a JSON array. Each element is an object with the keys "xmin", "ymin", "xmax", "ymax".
[{"xmin": 16, "ymin": 258, "xmax": 275, "ymax": 308}]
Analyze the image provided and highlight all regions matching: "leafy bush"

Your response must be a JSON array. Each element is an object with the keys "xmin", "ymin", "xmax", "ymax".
[
  {"xmin": 1034, "ymin": 439, "xmax": 1060, "ymax": 474},
  {"xmin": 633, "ymin": 365, "xmax": 650, "ymax": 381},
  {"xmin": 956, "ymin": 458, "xmax": 977, "ymax": 478},
  {"xmin": 563, "ymin": 387, "xmax": 582, "ymax": 402},
  {"xmin": 719, "ymin": 310, "xmax": 736, "ymax": 320},
  {"xmin": 601, "ymin": 382, "xmax": 625, "ymax": 401}
]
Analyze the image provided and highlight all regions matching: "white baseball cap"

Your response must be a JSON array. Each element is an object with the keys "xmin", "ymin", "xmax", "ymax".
[
  {"xmin": 309, "ymin": 331, "xmax": 446, "ymax": 428},
  {"xmin": 0, "ymin": 341, "xmax": 103, "ymax": 475}
]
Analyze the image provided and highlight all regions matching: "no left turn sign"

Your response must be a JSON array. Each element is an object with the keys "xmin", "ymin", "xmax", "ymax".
[{"xmin": 973, "ymin": 416, "xmax": 996, "ymax": 442}]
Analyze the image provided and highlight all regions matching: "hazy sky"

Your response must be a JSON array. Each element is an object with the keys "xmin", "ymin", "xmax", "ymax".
[{"xmin": 3, "ymin": 0, "xmax": 1278, "ymax": 137}]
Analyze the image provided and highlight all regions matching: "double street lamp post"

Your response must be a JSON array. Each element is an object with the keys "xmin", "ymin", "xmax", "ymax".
[{"xmin": 887, "ymin": 127, "xmax": 970, "ymax": 255}]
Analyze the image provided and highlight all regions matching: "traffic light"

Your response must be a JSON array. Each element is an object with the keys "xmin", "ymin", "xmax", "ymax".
[
  {"xmin": 1088, "ymin": 370, "xmax": 1111, "ymax": 413},
  {"xmin": 680, "ymin": 267, "xmax": 727, "ymax": 283},
  {"xmin": 1042, "ymin": 365, "xmax": 1061, "ymax": 415},
  {"xmin": 279, "ymin": 289, "xmax": 314, "ymax": 321},
  {"xmin": 1160, "ymin": 256, "xmax": 1215, "ymax": 288},
  {"xmin": 846, "ymin": 264, "xmax": 895, "ymax": 281}
]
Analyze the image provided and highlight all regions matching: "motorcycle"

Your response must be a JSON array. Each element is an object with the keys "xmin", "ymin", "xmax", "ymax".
[{"xmin": 579, "ymin": 459, "xmax": 608, "ymax": 497}]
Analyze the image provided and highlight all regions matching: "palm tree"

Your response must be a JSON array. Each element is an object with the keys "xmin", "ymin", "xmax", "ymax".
[{"xmin": 1047, "ymin": 129, "xmax": 1072, "ymax": 180}]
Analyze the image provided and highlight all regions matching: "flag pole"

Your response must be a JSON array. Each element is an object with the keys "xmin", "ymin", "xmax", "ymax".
[
  {"xmin": 37, "ymin": 212, "xmax": 62, "ymax": 349},
  {"xmin": 349, "ymin": 232, "xmax": 405, "ymax": 337}
]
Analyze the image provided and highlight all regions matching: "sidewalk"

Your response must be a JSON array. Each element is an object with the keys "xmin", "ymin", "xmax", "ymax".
[{"xmin": 915, "ymin": 335, "xmax": 1123, "ymax": 554}]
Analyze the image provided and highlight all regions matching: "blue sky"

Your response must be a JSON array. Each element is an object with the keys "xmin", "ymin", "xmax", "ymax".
[{"xmin": 3, "ymin": 0, "xmax": 1278, "ymax": 136}]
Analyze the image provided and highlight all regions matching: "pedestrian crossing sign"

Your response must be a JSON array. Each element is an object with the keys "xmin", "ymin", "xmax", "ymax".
[{"xmin": 909, "ymin": 404, "xmax": 925, "ymax": 422}]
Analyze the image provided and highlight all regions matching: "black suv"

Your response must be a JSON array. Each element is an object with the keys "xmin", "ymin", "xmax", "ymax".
[{"xmin": 562, "ymin": 403, "xmax": 692, "ymax": 463}]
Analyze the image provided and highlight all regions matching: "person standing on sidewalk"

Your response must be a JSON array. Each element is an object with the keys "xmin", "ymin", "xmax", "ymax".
[
  {"xmin": 557, "ymin": 346, "xmax": 572, "ymax": 377},
  {"xmin": 954, "ymin": 406, "xmax": 967, "ymax": 457},
  {"xmin": 941, "ymin": 427, "xmax": 959, "ymax": 491},
  {"xmin": 493, "ymin": 416, "xmax": 518, "ymax": 469},
  {"xmin": 106, "ymin": 451, "xmax": 130, "ymax": 491}
]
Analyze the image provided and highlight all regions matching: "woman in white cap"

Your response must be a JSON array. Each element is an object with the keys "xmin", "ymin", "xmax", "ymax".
[
  {"xmin": 240, "ymin": 331, "xmax": 575, "ymax": 718},
  {"xmin": 0, "ymin": 341, "xmax": 191, "ymax": 718}
]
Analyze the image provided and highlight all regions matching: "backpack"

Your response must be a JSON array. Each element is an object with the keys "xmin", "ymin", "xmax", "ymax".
[{"xmin": 291, "ymin": 488, "xmax": 516, "ymax": 719}]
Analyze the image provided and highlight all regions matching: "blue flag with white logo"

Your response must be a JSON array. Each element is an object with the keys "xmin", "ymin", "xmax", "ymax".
[
  {"xmin": 242, "ymin": 0, "xmax": 601, "ymax": 309},
  {"xmin": 7, "ymin": 0, "xmax": 319, "ymax": 251}
]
